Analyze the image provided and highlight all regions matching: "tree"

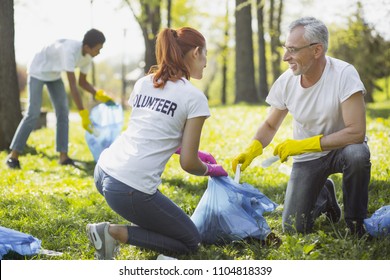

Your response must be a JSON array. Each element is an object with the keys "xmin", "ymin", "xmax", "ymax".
[
  {"xmin": 330, "ymin": 2, "xmax": 390, "ymax": 102},
  {"xmin": 234, "ymin": 0, "xmax": 258, "ymax": 103},
  {"xmin": 221, "ymin": 0, "xmax": 229, "ymax": 105},
  {"xmin": 269, "ymin": 0, "xmax": 283, "ymax": 83},
  {"xmin": 256, "ymin": 0, "xmax": 268, "ymax": 101},
  {"xmin": 0, "ymin": 0, "xmax": 22, "ymax": 150},
  {"xmin": 167, "ymin": 0, "xmax": 172, "ymax": 28},
  {"xmin": 124, "ymin": 0, "xmax": 161, "ymax": 73}
]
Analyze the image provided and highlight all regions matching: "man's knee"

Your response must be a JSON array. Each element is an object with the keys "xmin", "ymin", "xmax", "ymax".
[{"xmin": 342, "ymin": 143, "xmax": 370, "ymax": 168}]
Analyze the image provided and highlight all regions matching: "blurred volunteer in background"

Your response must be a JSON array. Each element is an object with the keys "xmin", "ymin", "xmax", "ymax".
[
  {"xmin": 232, "ymin": 17, "xmax": 370, "ymax": 237},
  {"xmin": 6, "ymin": 28, "xmax": 113, "ymax": 169},
  {"xmin": 87, "ymin": 27, "xmax": 227, "ymax": 260}
]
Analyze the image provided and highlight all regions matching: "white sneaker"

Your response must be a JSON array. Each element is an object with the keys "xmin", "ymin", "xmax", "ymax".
[
  {"xmin": 86, "ymin": 222, "xmax": 119, "ymax": 260},
  {"xmin": 156, "ymin": 254, "xmax": 178, "ymax": 260}
]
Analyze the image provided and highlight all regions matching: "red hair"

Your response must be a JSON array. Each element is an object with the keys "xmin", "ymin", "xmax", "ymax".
[{"xmin": 149, "ymin": 27, "xmax": 206, "ymax": 88}]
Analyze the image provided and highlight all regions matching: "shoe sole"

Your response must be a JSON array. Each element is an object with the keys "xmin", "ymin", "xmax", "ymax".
[
  {"xmin": 86, "ymin": 224, "xmax": 103, "ymax": 250},
  {"xmin": 60, "ymin": 158, "xmax": 76, "ymax": 166},
  {"xmin": 86, "ymin": 223, "xmax": 119, "ymax": 260}
]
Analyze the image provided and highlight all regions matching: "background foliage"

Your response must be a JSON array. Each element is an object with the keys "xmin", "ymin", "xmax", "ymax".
[
  {"xmin": 12, "ymin": 0, "xmax": 390, "ymax": 109},
  {"xmin": 1, "ymin": 91, "xmax": 389, "ymax": 260},
  {"xmin": 1, "ymin": 0, "xmax": 389, "ymax": 260}
]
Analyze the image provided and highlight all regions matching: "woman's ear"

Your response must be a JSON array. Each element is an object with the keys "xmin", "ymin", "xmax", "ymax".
[{"xmin": 192, "ymin": 46, "xmax": 200, "ymax": 58}]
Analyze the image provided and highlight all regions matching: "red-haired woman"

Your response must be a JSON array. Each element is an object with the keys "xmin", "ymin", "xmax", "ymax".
[{"xmin": 87, "ymin": 27, "xmax": 227, "ymax": 259}]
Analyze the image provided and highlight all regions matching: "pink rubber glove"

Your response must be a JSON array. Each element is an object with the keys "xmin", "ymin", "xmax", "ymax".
[
  {"xmin": 204, "ymin": 163, "xmax": 228, "ymax": 177},
  {"xmin": 175, "ymin": 148, "xmax": 217, "ymax": 164},
  {"xmin": 198, "ymin": 151, "xmax": 217, "ymax": 164}
]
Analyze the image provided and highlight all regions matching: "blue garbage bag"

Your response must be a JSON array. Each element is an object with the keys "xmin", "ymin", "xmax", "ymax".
[
  {"xmin": 85, "ymin": 103, "xmax": 123, "ymax": 161},
  {"xmin": 364, "ymin": 205, "xmax": 390, "ymax": 237},
  {"xmin": 191, "ymin": 176, "xmax": 278, "ymax": 244},
  {"xmin": 0, "ymin": 226, "xmax": 41, "ymax": 260}
]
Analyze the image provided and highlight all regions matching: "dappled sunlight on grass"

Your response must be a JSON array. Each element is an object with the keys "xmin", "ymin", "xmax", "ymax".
[{"xmin": 1, "ymin": 103, "xmax": 390, "ymax": 260}]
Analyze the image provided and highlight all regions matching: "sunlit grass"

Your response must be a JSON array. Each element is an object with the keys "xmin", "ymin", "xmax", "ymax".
[{"xmin": 1, "ymin": 102, "xmax": 389, "ymax": 260}]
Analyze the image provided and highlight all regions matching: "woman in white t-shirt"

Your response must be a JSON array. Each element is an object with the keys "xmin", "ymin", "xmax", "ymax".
[{"xmin": 87, "ymin": 27, "xmax": 228, "ymax": 259}]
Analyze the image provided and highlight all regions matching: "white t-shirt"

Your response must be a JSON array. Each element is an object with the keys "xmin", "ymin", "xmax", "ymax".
[
  {"xmin": 28, "ymin": 39, "xmax": 92, "ymax": 81},
  {"xmin": 98, "ymin": 75, "xmax": 211, "ymax": 194},
  {"xmin": 266, "ymin": 56, "xmax": 366, "ymax": 162}
]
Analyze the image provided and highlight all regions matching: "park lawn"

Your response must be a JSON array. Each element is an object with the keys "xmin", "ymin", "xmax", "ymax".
[{"xmin": 0, "ymin": 102, "xmax": 389, "ymax": 260}]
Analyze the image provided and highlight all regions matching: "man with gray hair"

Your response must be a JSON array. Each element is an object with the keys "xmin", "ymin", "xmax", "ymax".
[{"xmin": 232, "ymin": 17, "xmax": 370, "ymax": 237}]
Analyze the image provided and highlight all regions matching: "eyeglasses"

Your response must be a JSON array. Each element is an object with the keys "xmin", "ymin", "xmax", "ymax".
[{"xmin": 282, "ymin": 43, "xmax": 319, "ymax": 54}]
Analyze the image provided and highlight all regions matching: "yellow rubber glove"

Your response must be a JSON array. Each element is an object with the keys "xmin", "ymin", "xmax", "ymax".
[
  {"xmin": 273, "ymin": 135, "xmax": 323, "ymax": 162},
  {"xmin": 232, "ymin": 139, "xmax": 263, "ymax": 172},
  {"xmin": 79, "ymin": 109, "xmax": 93, "ymax": 134},
  {"xmin": 95, "ymin": 89, "xmax": 114, "ymax": 103}
]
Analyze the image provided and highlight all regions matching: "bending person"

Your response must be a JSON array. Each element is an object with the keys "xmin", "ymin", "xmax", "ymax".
[
  {"xmin": 87, "ymin": 27, "xmax": 227, "ymax": 260},
  {"xmin": 6, "ymin": 29, "xmax": 113, "ymax": 169},
  {"xmin": 233, "ymin": 17, "xmax": 370, "ymax": 237}
]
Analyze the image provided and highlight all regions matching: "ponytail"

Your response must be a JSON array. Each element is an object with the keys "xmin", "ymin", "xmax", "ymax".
[{"xmin": 149, "ymin": 27, "xmax": 205, "ymax": 88}]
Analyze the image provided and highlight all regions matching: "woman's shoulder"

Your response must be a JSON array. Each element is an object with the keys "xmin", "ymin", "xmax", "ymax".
[{"xmin": 174, "ymin": 78, "xmax": 204, "ymax": 94}]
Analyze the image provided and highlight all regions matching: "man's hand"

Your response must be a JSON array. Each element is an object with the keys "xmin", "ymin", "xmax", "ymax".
[
  {"xmin": 79, "ymin": 109, "xmax": 93, "ymax": 133},
  {"xmin": 232, "ymin": 139, "xmax": 263, "ymax": 172},
  {"xmin": 95, "ymin": 89, "xmax": 114, "ymax": 104},
  {"xmin": 273, "ymin": 135, "xmax": 323, "ymax": 162}
]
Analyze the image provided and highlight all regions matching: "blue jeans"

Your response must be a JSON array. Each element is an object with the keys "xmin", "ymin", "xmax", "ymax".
[
  {"xmin": 10, "ymin": 77, "xmax": 69, "ymax": 153},
  {"xmin": 94, "ymin": 165, "xmax": 201, "ymax": 254},
  {"xmin": 282, "ymin": 142, "xmax": 371, "ymax": 233}
]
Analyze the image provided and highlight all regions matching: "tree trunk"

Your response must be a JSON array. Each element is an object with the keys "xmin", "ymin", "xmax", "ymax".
[
  {"xmin": 269, "ymin": 0, "xmax": 283, "ymax": 82},
  {"xmin": 257, "ymin": 0, "xmax": 268, "ymax": 101},
  {"xmin": 221, "ymin": 0, "xmax": 229, "ymax": 105},
  {"xmin": 167, "ymin": 0, "xmax": 172, "ymax": 28},
  {"xmin": 125, "ymin": 0, "xmax": 161, "ymax": 73},
  {"xmin": 141, "ymin": 1, "xmax": 161, "ymax": 73},
  {"xmin": 0, "ymin": 0, "xmax": 22, "ymax": 150},
  {"xmin": 234, "ymin": 0, "xmax": 258, "ymax": 103},
  {"xmin": 204, "ymin": 61, "xmax": 218, "ymax": 100}
]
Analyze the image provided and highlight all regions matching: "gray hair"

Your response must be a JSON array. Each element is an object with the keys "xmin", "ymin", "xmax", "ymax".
[{"xmin": 288, "ymin": 17, "xmax": 328, "ymax": 52}]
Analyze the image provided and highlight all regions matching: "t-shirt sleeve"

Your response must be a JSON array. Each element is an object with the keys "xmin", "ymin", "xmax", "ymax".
[
  {"xmin": 339, "ymin": 65, "xmax": 366, "ymax": 102},
  {"xmin": 266, "ymin": 79, "xmax": 287, "ymax": 110},
  {"xmin": 62, "ymin": 41, "xmax": 92, "ymax": 74},
  {"xmin": 187, "ymin": 90, "xmax": 211, "ymax": 119},
  {"xmin": 79, "ymin": 62, "xmax": 91, "ymax": 75},
  {"xmin": 128, "ymin": 77, "xmax": 145, "ymax": 108},
  {"xmin": 62, "ymin": 46, "xmax": 77, "ymax": 73}
]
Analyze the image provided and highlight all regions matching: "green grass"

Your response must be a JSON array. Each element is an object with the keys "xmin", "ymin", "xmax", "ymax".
[{"xmin": 1, "ymin": 103, "xmax": 389, "ymax": 260}]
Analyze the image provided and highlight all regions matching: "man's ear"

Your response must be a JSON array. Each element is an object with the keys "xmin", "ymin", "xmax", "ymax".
[{"xmin": 314, "ymin": 44, "xmax": 324, "ymax": 58}]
